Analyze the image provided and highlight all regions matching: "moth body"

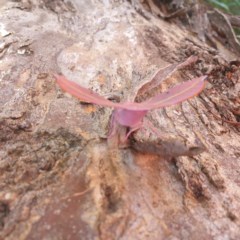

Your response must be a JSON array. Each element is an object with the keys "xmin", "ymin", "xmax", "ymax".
[{"xmin": 114, "ymin": 108, "xmax": 147, "ymax": 128}]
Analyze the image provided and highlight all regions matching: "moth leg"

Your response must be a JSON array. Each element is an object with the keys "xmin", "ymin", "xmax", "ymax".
[
  {"xmin": 122, "ymin": 122, "xmax": 143, "ymax": 143},
  {"xmin": 108, "ymin": 111, "xmax": 117, "ymax": 138},
  {"xmin": 108, "ymin": 112, "xmax": 128, "ymax": 147},
  {"xmin": 143, "ymin": 119, "xmax": 163, "ymax": 138}
]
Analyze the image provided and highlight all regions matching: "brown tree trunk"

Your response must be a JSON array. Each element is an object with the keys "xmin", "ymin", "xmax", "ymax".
[{"xmin": 0, "ymin": 0, "xmax": 240, "ymax": 239}]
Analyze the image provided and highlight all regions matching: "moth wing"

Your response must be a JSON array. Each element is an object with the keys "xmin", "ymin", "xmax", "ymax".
[
  {"xmin": 55, "ymin": 74, "xmax": 206, "ymax": 111},
  {"xmin": 56, "ymin": 75, "xmax": 121, "ymax": 108},
  {"xmin": 130, "ymin": 75, "xmax": 207, "ymax": 110},
  {"xmin": 133, "ymin": 55, "xmax": 198, "ymax": 100}
]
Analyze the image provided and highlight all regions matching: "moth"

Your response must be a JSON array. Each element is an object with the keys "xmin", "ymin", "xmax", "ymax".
[{"xmin": 55, "ymin": 57, "xmax": 207, "ymax": 144}]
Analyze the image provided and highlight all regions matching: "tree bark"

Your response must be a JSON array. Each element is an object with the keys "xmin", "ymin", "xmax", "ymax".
[{"xmin": 0, "ymin": 0, "xmax": 239, "ymax": 239}]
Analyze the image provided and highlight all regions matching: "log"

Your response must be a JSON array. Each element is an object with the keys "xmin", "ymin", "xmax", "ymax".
[{"xmin": 0, "ymin": 0, "xmax": 239, "ymax": 239}]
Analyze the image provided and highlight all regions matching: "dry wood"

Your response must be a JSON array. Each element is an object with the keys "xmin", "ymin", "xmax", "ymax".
[{"xmin": 0, "ymin": 0, "xmax": 239, "ymax": 239}]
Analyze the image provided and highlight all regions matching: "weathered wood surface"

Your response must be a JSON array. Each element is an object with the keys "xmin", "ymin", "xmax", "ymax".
[{"xmin": 0, "ymin": 0, "xmax": 239, "ymax": 239}]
